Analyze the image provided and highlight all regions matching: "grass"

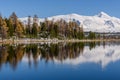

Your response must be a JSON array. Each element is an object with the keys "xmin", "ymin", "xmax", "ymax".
[{"xmin": 0, "ymin": 38, "xmax": 120, "ymax": 44}]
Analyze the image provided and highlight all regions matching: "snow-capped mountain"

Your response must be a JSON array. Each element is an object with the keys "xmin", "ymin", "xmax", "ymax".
[{"xmin": 19, "ymin": 12, "xmax": 120, "ymax": 33}]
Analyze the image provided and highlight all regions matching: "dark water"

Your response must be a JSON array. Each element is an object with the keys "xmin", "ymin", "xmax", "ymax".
[{"xmin": 0, "ymin": 42, "xmax": 120, "ymax": 80}]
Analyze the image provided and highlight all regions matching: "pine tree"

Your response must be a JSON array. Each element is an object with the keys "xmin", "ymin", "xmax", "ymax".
[
  {"xmin": 9, "ymin": 12, "xmax": 24, "ymax": 38},
  {"xmin": 78, "ymin": 25, "xmax": 84, "ymax": 39},
  {"xmin": 88, "ymin": 31, "xmax": 96, "ymax": 39},
  {"xmin": 31, "ymin": 15, "xmax": 39, "ymax": 38},
  {"xmin": 2, "ymin": 20, "xmax": 8, "ymax": 38},
  {"xmin": 54, "ymin": 23, "xmax": 59, "ymax": 37},
  {"xmin": 0, "ymin": 16, "xmax": 8, "ymax": 39},
  {"xmin": 50, "ymin": 24, "xmax": 56, "ymax": 38},
  {"xmin": 15, "ymin": 22, "xmax": 24, "ymax": 38},
  {"xmin": 26, "ymin": 16, "xmax": 32, "ymax": 37},
  {"xmin": 0, "ymin": 15, "xmax": 8, "ymax": 39},
  {"xmin": 10, "ymin": 12, "xmax": 18, "ymax": 32},
  {"xmin": 0, "ymin": 15, "xmax": 3, "ymax": 39},
  {"xmin": 7, "ymin": 18, "xmax": 14, "ymax": 37},
  {"xmin": 32, "ymin": 23, "xmax": 38, "ymax": 38},
  {"xmin": 0, "ymin": 14, "xmax": 2, "ymax": 27}
]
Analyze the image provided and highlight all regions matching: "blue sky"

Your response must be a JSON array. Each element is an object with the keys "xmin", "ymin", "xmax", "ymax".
[{"xmin": 0, "ymin": 0, "xmax": 120, "ymax": 18}]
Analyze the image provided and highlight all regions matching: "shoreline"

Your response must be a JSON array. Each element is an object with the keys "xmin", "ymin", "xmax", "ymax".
[{"xmin": 0, "ymin": 39, "xmax": 120, "ymax": 44}]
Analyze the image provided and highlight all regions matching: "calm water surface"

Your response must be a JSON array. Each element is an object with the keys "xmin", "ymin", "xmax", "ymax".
[{"xmin": 0, "ymin": 42, "xmax": 120, "ymax": 80}]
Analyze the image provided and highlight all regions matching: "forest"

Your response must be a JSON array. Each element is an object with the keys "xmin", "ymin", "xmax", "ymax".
[{"xmin": 0, "ymin": 12, "xmax": 97, "ymax": 40}]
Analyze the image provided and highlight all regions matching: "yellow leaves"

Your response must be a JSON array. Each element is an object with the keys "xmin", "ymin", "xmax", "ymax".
[
  {"xmin": 16, "ymin": 22, "xmax": 22, "ymax": 32},
  {"xmin": 2, "ymin": 20, "xmax": 8, "ymax": 31},
  {"xmin": 15, "ymin": 22, "xmax": 24, "ymax": 37},
  {"xmin": 0, "ymin": 17, "xmax": 3, "ymax": 26}
]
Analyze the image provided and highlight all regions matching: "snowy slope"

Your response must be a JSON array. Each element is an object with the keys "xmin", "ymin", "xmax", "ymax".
[{"xmin": 19, "ymin": 12, "xmax": 120, "ymax": 33}]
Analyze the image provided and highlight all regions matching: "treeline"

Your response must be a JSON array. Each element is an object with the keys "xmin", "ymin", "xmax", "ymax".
[
  {"xmin": 0, "ymin": 12, "xmax": 97, "ymax": 40},
  {"xmin": 0, "ymin": 12, "xmax": 24, "ymax": 39}
]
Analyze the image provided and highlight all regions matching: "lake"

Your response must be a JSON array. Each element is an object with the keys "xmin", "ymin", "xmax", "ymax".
[{"xmin": 0, "ymin": 41, "xmax": 120, "ymax": 80}]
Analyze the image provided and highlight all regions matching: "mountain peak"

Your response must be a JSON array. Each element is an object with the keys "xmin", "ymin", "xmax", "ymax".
[
  {"xmin": 69, "ymin": 13, "xmax": 80, "ymax": 17},
  {"xmin": 97, "ymin": 12, "xmax": 110, "ymax": 18},
  {"xmin": 19, "ymin": 12, "xmax": 120, "ymax": 33}
]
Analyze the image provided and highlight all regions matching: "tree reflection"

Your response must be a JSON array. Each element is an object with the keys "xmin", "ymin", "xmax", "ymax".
[
  {"xmin": 0, "ymin": 42, "xmax": 102, "ymax": 70},
  {"xmin": 0, "ymin": 45, "xmax": 8, "ymax": 70}
]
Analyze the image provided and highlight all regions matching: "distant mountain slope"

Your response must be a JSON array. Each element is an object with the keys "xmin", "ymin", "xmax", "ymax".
[{"xmin": 19, "ymin": 12, "xmax": 120, "ymax": 33}]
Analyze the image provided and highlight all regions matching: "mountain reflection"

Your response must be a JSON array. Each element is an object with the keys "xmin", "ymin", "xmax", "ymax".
[{"xmin": 0, "ymin": 41, "xmax": 120, "ymax": 70}]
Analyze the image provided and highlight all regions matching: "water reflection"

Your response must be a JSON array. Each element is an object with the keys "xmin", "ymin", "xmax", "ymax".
[{"xmin": 0, "ymin": 41, "xmax": 120, "ymax": 70}]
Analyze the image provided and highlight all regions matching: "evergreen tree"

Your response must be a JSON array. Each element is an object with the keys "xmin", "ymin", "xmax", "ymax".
[
  {"xmin": 9, "ymin": 12, "xmax": 24, "ymax": 38},
  {"xmin": 0, "ymin": 14, "xmax": 2, "ymax": 27},
  {"xmin": 1, "ymin": 20, "xmax": 8, "ymax": 39},
  {"xmin": 27, "ymin": 16, "xmax": 31, "ymax": 36},
  {"xmin": 78, "ymin": 25, "xmax": 84, "ymax": 39},
  {"xmin": 32, "ymin": 23, "xmax": 38, "ymax": 38},
  {"xmin": 31, "ymin": 15, "xmax": 39, "ymax": 38},
  {"xmin": 54, "ymin": 23, "xmax": 59, "ymax": 37},
  {"xmin": 0, "ymin": 15, "xmax": 8, "ymax": 39},
  {"xmin": 88, "ymin": 31, "xmax": 96, "ymax": 39},
  {"xmin": 41, "ymin": 22, "xmax": 47, "ymax": 31},
  {"xmin": 7, "ymin": 18, "xmax": 14, "ymax": 37},
  {"xmin": 10, "ymin": 12, "xmax": 18, "ymax": 32},
  {"xmin": 15, "ymin": 22, "xmax": 24, "ymax": 38}
]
